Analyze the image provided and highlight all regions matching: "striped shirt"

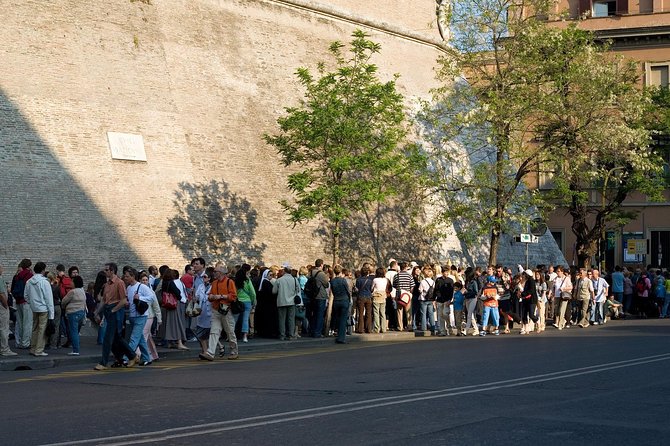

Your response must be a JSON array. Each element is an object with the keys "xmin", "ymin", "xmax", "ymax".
[{"xmin": 393, "ymin": 271, "xmax": 414, "ymax": 293}]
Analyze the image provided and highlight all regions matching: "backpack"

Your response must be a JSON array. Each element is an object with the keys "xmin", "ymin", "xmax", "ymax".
[
  {"xmin": 304, "ymin": 271, "xmax": 320, "ymax": 299},
  {"xmin": 465, "ymin": 279, "xmax": 479, "ymax": 299},
  {"xmin": 424, "ymin": 279, "xmax": 435, "ymax": 301},
  {"xmin": 635, "ymin": 277, "xmax": 648, "ymax": 295},
  {"xmin": 11, "ymin": 277, "xmax": 25, "ymax": 299}
]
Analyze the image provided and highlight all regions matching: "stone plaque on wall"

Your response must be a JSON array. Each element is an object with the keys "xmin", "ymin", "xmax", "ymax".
[{"xmin": 107, "ymin": 132, "xmax": 147, "ymax": 161}]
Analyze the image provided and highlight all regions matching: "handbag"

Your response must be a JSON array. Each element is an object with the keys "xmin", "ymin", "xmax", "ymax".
[
  {"xmin": 561, "ymin": 291, "xmax": 572, "ymax": 301},
  {"xmin": 217, "ymin": 303, "xmax": 229, "ymax": 315},
  {"xmin": 161, "ymin": 291, "xmax": 178, "ymax": 310},
  {"xmin": 231, "ymin": 299, "xmax": 245, "ymax": 315},
  {"xmin": 134, "ymin": 298, "xmax": 149, "ymax": 315},
  {"xmin": 133, "ymin": 284, "xmax": 149, "ymax": 315},
  {"xmin": 397, "ymin": 291, "xmax": 411, "ymax": 308},
  {"xmin": 192, "ymin": 298, "xmax": 202, "ymax": 316},
  {"xmin": 45, "ymin": 319, "xmax": 56, "ymax": 337}
]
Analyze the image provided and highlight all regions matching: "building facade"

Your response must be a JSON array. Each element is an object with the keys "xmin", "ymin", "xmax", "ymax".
[{"xmin": 542, "ymin": 0, "xmax": 670, "ymax": 269}]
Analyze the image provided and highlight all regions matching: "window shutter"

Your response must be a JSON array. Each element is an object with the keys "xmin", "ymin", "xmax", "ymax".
[
  {"xmin": 617, "ymin": 0, "xmax": 628, "ymax": 14},
  {"xmin": 579, "ymin": 0, "xmax": 591, "ymax": 15}
]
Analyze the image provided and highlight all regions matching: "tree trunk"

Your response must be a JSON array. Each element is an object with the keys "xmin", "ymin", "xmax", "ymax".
[
  {"xmin": 575, "ymin": 238, "xmax": 597, "ymax": 269},
  {"xmin": 332, "ymin": 220, "xmax": 341, "ymax": 266},
  {"xmin": 489, "ymin": 226, "xmax": 500, "ymax": 266}
]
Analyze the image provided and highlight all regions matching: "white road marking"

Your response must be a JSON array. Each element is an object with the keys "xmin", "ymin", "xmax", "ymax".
[{"xmin": 42, "ymin": 352, "xmax": 670, "ymax": 446}]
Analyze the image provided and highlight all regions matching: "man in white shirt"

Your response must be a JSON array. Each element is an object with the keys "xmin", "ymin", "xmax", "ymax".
[
  {"xmin": 123, "ymin": 268, "xmax": 153, "ymax": 366},
  {"xmin": 591, "ymin": 269, "xmax": 609, "ymax": 325}
]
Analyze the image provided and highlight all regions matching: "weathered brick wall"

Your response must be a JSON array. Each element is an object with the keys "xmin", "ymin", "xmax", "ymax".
[{"xmin": 0, "ymin": 0, "xmax": 443, "ymax": 276}]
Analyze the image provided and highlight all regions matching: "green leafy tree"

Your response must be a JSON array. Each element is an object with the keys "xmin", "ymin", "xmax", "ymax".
[
  {"xmin": 534, "ymin": 26, "xmax": 664, "ymax": 268},
  {"xmin": 422, "ymin": 0, "xmax": 555, "ymax": 265},
  {"xmin": 264, "ymin": 30, "xmax": 420, "ymax": 265}
]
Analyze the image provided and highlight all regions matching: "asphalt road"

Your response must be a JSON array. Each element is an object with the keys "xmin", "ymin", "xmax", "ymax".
[{"xmin": 3, "ymin": 319, "xmax": 670, "ymax": 446}]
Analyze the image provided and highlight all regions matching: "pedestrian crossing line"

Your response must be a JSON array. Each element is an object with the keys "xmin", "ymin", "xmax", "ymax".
[{"xmin": 1, "ymin": 341, "xmax": 404, "ymax": 383}]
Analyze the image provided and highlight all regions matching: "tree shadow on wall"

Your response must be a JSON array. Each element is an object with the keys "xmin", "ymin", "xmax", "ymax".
[
  {"xmin": 167, "ymin": 180, "xmax": 266, "ymax": 265},
  {"xmin": 315, "ymin": 202, "xmax": 436, "ymax": 269}
]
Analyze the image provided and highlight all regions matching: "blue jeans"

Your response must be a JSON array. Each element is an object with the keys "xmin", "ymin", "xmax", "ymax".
[
  {"xmin": 481, "ymin": 306, "xmax": 499, "ymax": 329},
  {"xmin": 311, "ymin": 299, "xmax": 327, "ymax": 337},
  {"xmin": 100, "ymin": 304, "xmax": 136, "ymax": 367},
  {"xmin": 590, "ymin": 301, "xmax": 604, "ymax": 323},
  {"xmin": 662, "ymin": 298, "xmax": 670, "ymax": 318},
  {"xmin": 420, "ymin": 301, "xmax": 436, "ymax": 331},
  {"xmin": 128, "ymin": 315, "xmax": 151, "ymax": 363},
  {"xmin": 332, "ymin": 300, "xmax": 349, "ymax": 342},
  {"xmin": 240, "ymin": 301, "xmax": 252, "ymax": 334},
  {"xmin": 67, "ymin": 310, "xmax": 85, "ymax": 353}
]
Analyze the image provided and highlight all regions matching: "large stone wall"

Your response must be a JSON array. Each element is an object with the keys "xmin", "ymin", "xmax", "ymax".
[{"xmin": 0, "ymin": 0, "xmax": 446, "ymax": 275}]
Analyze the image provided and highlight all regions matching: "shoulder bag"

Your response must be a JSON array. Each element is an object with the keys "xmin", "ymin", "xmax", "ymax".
[{"xmin": 161, "ymin": 285, "xmax": 178, "ymax": 310}]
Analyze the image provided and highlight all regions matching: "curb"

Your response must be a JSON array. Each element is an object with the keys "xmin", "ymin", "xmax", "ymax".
[{"xmin": 0, "ymin": 331, "xmax": 417, "ymax": 372}]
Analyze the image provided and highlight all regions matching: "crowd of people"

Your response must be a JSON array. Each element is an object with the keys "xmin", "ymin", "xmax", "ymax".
[{"xmin": 1, "ymin": 256, "xmax": 669, "ymax": 367}]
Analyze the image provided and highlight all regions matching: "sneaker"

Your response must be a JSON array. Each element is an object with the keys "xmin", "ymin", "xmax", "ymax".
[
  {"xmin": 479, "ymin": 332, "xmax": 487, "ymax": 337},
  {"xmin": 140, "ymin": 361, "xmax": 152, "ymax": 366},
  {"xmin": 199, "ymin": 352, "xmax": 214, "ymax": 361},
  {"xmin": 67, "ymin": 352, "xmax": 80, "ymax": 356},
  {"xmin": 228, "ymin": 353, "xmax": 239, "ymax": 360},
  {"xmin": 0, "ymin": 351, "xmax": 18, "ymax": 356},
  {"xmin": 593, "ymin": 322, "xmax": 599, "ymax": 325},
  {"xmin": 94, "ymin": 364, "xmax": 107, "ymax": 371},
  {"xmin": 552, "ymin": 323, "xmax": 558, "ymax": 328},
  {"xmin": 127, "ymin": 355, "xmax": 140, "ymax": 368},
  {"xmin": 493, "ymin": 330, "xmax": 500, "ymax": 336},
  {"xmin": 472, "ymin": 331, "xmax": 479, "ymax": 336},
  {"xmin": 31, "ymin": 352, "xmax": 48, "ymax": 357}
]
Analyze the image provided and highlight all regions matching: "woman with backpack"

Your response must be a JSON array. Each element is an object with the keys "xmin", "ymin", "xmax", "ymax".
[
  {"xmin": 418, "ymin": 266, "xmax": 436, "ymax": 333},
  {"xmin": 463, "ymin": 268, "xmax": 480, "ymax": 336}
]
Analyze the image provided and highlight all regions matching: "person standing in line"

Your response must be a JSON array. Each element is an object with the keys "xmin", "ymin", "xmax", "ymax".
[
  {"xmin": 56, "ymin": 264, "xmax": 74, "ymax": 349},
  {"xmin": 12, "ymin": 259, "xmax": 33, "ymax": 349},
  {"xmin": 463, "ymin": 268, "xmax": 480, "ymax": 336},
  {"xmin": 574, "ymin": 268, "xmax": 594, "ymax": 328},
  {"xmin": 273, "ymin": 265, "xmax": 299, "ymax": 341},
  {"xmin": 393, "ymin": 262, "xmax": 414, "ymax": 332},
  {"xmin": 24, "ymin": 262, "xmax": 54, "ymax": 357},
  {"xmin": 0, "ymin": 264, "xmax": 18, "ymax": 356},
  {"xmin": 385, "ymin": 260, "xmax": 399, "ymax": 331},
  {"xmin": 418, "ymin": 266, "xmax": 436, "ymax": 333},
  {"xmin": 435, "ymin": 265, "xmax": 455, "ymax": 336},
  {"xmin": 45, "ymin": 272, "xmax": 61, "ymax": 350},
  {"xmin": 479, "ymin": 276, "xmax": 500, "ymax": 336},
  {"xmin": 534, "ymin": 270, "xmax": 548, "ymax": 333},
  {"xmin": 519, "ymin": 270, "xmax": 538, "ymax": 335},
  {"xmin": 551, "ymin": 266, "xmax": 573, "ymax": 330},
  {"xmin": 194, "ymin": 267, "xmax": 213, "ymax": 356},
  {"xmin": 309, "ymin": 259, "xmax": 330, "ymax": 338},
  {"xmin": 452, "ymin": 282, "xmax": 465, "ymax": 336},
  {"xmin": 591, "ymin": 269, "xmax": 609, "ymax": 325},
  {"xmin": 122, "ymin": 268, "xmax": 153, "ymax": 366},
  {"xmin": 139, "ymin": 272, "xmax": 161, "ymax": 362},
  {"xmin": 354, "ymin": 265, "xmax": 374, "ymax": 334},
  {"xmin": 94, "ymin": 262, "xmax": 140, "ymax": 371},
  {"xmin": 329, "ymin": 265, "xmax": 351, "ymax": 344},
  {"xmin": 370, "ymin": 267, "xmax": 389, "ymax": 334},
  {"xmin": 611, "ymin": 266, "xmax": 625, "ymax": 306},
  {"xmin": 61, "ymin": 275, "xmax": 87, "ymax": 356},
  {"xmin": 234, "ymin": 264, "xmax": 256, "ymax": 343}
]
